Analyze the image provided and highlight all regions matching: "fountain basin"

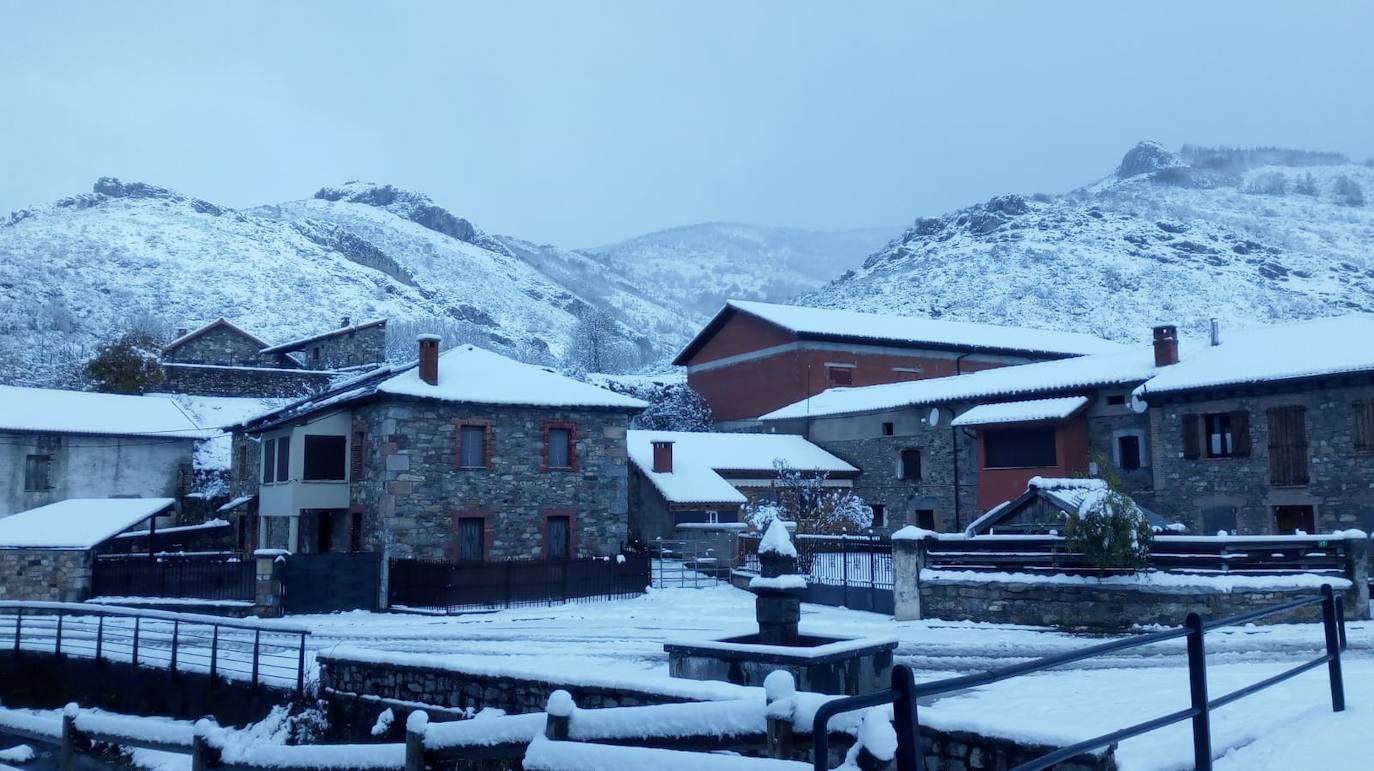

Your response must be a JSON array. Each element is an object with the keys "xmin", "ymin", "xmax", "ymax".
[{"xmin": 664, "ymin": 632, "xmax": 897, "ymax": 695}]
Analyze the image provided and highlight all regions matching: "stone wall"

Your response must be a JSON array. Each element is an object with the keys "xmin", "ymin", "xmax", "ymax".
[
  {"xmin": 1149, "ymin": 384, "xmax": 1374, "ymax": 533},
  {"xmin": 0, "ymin": 549, "xmax": 92, "ymax": 601},
  {"xmin": 285, "ymin": 321, "xmax": 386, "ymax": 369},
  {"xmin": 892, "ymin": 537, "xmax": 1370, "ymax": 629},
  {"xmin": 162, "ymin": 363, "xmax": 334, "ymax": 398},
  {"xmin": 352, "ymin": 400, "xmax": 634, "ymax": 561}
]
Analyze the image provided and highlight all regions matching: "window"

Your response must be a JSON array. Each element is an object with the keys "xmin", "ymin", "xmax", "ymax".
[
  {"xmin": 1204, "ymin": 413, "xmax": 1233, "ymax": 457},
  {"xmin": 275, "ymin": 437, "xmax": 290, "ymax": 483},
  {"xmin": 1274, "ymin": 505, "xmax": 1315, "ymax": 535},
  {"xmin": 302, "ymin": 435, "xmax": 347, "ymax": 481},
  {"xmin": 261, "ymin": 439, "xmax": 274, "ymax": 481},
  {"xmin": 350, "ymin": 431, "xmax": 366, "ymax": 477},
  {"xmin": 1105, "ymin": 393, "xmax": 1127, "ymax": 406},
  {"xmin": 546, "ymin": 515, "xmax": 571, "ymax": 559},
  {"xmin": 311, "ymin": 346, "xmax": 321, "ymax": 366},
  {"xmin": 1353, "ymin": 400, "xmax": 1374, "ymax": 453},
  {"xmin": 1267, "ymin": 406, "xmax": 1309, "ymax": 487},
  {"xmin": 983, "ymin": 427, "xmax": 1056, "ymax": 468},
  {"xmin": 892, "ymin": 367, "xmax": 922, "ymax": 382},
  {"xmin": 236, "ymin": 443, "xmax": 248, "ymax": 477},
  {"xmin": 23, "ymin": 454, "xmax": 52, "ymax": 492},
  {"xmin": 914, "ymin": 509, "xmax": 936, "ymax": 530},
  {"xmin": 455, "ymin": 516, "xmax": 485, "ymax": 561},
  {"xmin": 881, "ymin": 422, "xmax": 894, "ymax": 436},
  {"xmin": 827, "ymin": 366, "xmax": 853, "ymax": 386},
  {"xmin": 458, "ymin": 425, "xmax": 488, "ymax": 469},
  {"xmin": 546, "ymin": 427, "xmax": 572, "ymax": 470},
  {"xmin": 1117, "ymin": 435, "xmax": 1142, "ymax": 471},
  {"xmin": 870, "ymin": 504, "xmax": 886, "ymax": 528},
  {"xmin": 899, "ymin": 448, "xmax": 922, "ymax": 480}
]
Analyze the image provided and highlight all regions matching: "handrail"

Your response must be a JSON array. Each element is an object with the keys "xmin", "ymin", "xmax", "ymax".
[
  {"xmin": 0, "ymin": 600, "xmax": 311, "ymax": 633},
  {"xmin": 812, "ymin": 585, "xmax": 1348, "ymax": 771}
]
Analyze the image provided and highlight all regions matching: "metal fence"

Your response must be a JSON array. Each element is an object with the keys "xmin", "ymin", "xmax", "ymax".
[
  {"xmin": 738, "ymin": 534, "xmax": 894, "ymax": 613},
  {"xmin": 0, "ymin": 601, "xmax": 311, "ymax": 692},
  {"xmin": 91, "ymin": 554, "xmax": 256, "ymax": 602},
  {"xmin": 813, "ymin": 585, "xmax": 1348, "ymax": 771},
  {"xmin": 388, "ymin": 553, "xmax": 651, "ymax": 613}
]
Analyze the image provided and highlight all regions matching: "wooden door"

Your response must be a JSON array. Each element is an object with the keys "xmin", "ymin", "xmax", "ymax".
[
  {"xmin": 455, "ymin": 517, "xmax": 485, "ymax": 562},
  {"xmin": 546, "ymin": 515, "xmax": 570, "ymax": 559},
  {"xmin": 1274, "ymin": 505, "xmax": 1315, "ymax": 535}
]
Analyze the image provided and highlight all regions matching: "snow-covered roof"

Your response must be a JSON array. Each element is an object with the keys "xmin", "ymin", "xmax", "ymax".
[
  {"xmin": 1140, "ymin": 314, "xmax": 1374, "ymax": 396},
  {"xmin": 950, "ymin": 396, "xmax": 1089, "ymax": 427},
  {"xmin": 674, "ymin": 300, "xmax": 1125, "ymax": 365},
  {"xmin": 761, "ymin": 346, "xmax": 1159, "ymax": 421},
  {"xmin": 627, "ymin": 430, "xmax": 857, "ymax": 506},
  {"xmin": 0, "ymin": 386, "xmax": 211, "ymax": 439},
  {"xmin": 377, "ymin": 345, "xmax": 646, "ymax": 409},
  {"xmin": 245, "ymin": 345, "xmax": 644, "ymax": 431},
  {"xmin": 162, "ymin": 318, "xmax": 269, "ymax": 352},
  {"xmin": 258, "ymin": 318, "xmax": 387, "ymax": 354},
  {"xmin": 0, "ymin": 498, "xmax": 176, "ymax": 549}
]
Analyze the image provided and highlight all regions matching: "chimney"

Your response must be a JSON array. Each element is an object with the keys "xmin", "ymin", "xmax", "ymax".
[
  {"xmin": 651, "ymin": 440, "xmax": 674, "ymax": 473},
  {"xmin": 1152, "ymin": 324, "xmax": 1179, "ymax": 367},
  {"xmin": 1209, "ymin": 318, "xmax": 1221, "ymax": 347},
  {"xmin": 340, "ymin": 316, "xmax": 351, "ymax": 329},
  {"xmin": 417, "ymin": 334, "xmax": 441, "ymax": 386}
]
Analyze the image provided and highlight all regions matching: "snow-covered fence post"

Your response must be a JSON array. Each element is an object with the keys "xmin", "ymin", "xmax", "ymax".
[
  {"xmin": 191, "ymin": 719, "xmax": 221, "ymax": 771},
  {"xmin": 404, "ymin": 711, "xmax": 428, "ymax": 771},
  {"xmin": 890, "ymin": 527, "xmax": 933, "ymax": 621},
  {"xmin": 763, "ymin": 671, "xmax": 796, "ymax": 759},
  {"xmin": 544, "ymin": 690, "xmax": 575, "ymax": 740},
  {"xmin": 59, "ymin": 703, "xmax": 82, "ymax": 771},
  {"xmin": 1345, "ymin": 532, "xmax": 1370, "ymax": 618},
  {"xmin": 852, "ymin": 709, "xmax": 897, "ymax": 771}
]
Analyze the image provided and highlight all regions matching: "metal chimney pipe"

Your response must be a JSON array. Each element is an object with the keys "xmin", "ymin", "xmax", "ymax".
[{"xmin": 1209, "ymin": 318, "xmax": 1221, "ymax": 347}]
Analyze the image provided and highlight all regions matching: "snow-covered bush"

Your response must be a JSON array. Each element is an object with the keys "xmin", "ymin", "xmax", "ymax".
[
  {"xmin": 595, "ymin": 377, "xmax": 714, "ymax": 432},
  {"xmin": 1064, "ymin": 483, "xmax": 1153, "ymax": 572},
  {"xmin": 744, "ymin": 460, "xmax": 874, "ymax": 533},
  {"xmin": 84, "ymin": 331, "xmax": 165, "ymax": 394}
]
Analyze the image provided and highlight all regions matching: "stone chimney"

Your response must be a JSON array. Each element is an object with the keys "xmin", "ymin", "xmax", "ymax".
[
  {"xmin": 340, "ymin": 316, "xmax": 351, "ymax": 328},
  {"xmin": 1210, "ymin": 318, "xmax": 1221, "ymax": 347},
  {"xmin": 1153, "ymin": 324, "xmax": 1179, "ymax": 367},
  {"xmin": 417, "ymin": 334, "xmax": 441, "ymax": 386},
  {"xmin": 652, "ymin": 440, "xmax": 674, "ymax": 473}
]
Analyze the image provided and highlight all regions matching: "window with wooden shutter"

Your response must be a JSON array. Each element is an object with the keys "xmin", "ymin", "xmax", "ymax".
[
  {"xmin": 275, "ymin": 437, "xmax": 291, "ymax": 483},
  {"xmin": 1229, "ymin": 410, "xmax": 1251, "ymax": 457},
  {"xmin": 899, "ymin": 448, "xmax": 922, "ymax": 480},
  {"xmin": 24, "ymin": 454, "xmax": 52, "ymax": 491},
  {"xmin": 828, "ymin": 366, "xmax": 853, "ymax": 386},
  {"xmin": 350, "ymin": 431, "xmax": 365, "ymax": 477},
  {"xmin": 263, "ymin": 439, "xmax": 277, "ymax": 483},
  {"xmin": 1181, "ymin": 414, "xmax": 1201, "ymax": 459},
  {"xmin": 1353, "ymin": 400, "xmax": 1374, "ymax": 453},
  {"xmin": 1266, "ymin": 406, "xmax": 1309, "ymax": 487},
  {"xmin": 459, "ymin": 425, "xmax": 488, "ymax": 468}
]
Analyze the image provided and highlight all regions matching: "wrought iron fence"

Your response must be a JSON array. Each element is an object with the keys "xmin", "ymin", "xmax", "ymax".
[
  {"xmin": 0, "ymin": 601, "xmax": 311, "ymax": 693},
  {"xmin": 388, "ymin": 553, "xmax": 651, "ymax": 613},
  {"xmin": 738, "ymin": 534, "xmax": 893, "ymax": 590},
  {"xmin": 92, "ymin": 554, "xmax": 256, "ymax": 601},
  {"xmin": 812, "ymin": 585, "xmax": 1348, "ymax": 771}
]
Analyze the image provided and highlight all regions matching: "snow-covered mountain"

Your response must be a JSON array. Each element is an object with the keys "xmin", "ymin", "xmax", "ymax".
[
  {"xmin": 804, "ymin": 142, "xmax": 1374, "ymax": 344},
  {"xmin": 584, "ymin": 223, "xmax": 893, "ymax": 317}
]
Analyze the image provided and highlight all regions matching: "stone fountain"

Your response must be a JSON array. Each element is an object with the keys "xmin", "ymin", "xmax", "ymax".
[{"xmin": 664, "ymin": 520, "xmax": 896, "ymax": 695}]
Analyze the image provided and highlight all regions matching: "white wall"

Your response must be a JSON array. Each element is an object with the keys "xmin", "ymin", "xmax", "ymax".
[{"xmin": 0, "ymin": 432, "xmax": 193, "ymax": 517}]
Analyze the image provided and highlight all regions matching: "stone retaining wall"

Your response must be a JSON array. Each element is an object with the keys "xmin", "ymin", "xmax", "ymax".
[
  {"xmin": 0, "ymin": 549, "xmax": 91, "ymax": 601},
  {"xmin": 162, "ymin": 363, "xmax": 333, "ymax": 398}
]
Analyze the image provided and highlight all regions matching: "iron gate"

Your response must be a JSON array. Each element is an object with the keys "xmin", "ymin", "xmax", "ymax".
[{"xmin": 281, "ymin": 552, "xmax": 382, "ymax": 613}]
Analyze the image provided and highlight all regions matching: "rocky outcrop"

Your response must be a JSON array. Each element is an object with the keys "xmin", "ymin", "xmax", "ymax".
[
  {"xmin": 314, "ymin": 181, "xmax": 514, "ymax": 256},
  {"xmin": 1116, "ymin": 140, "xmax": 1184, "ymax": 180}
]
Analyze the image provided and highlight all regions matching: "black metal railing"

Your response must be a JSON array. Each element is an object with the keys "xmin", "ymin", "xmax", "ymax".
[
  {"xmin": 388, "ymin": 553, "xmax": 651, "ymax": 613},
  {"xmin": 812, "ymin": 584, "xmax": 1348, "ymax": 771},
  {"xmin": 0, "ymin": 601, "xmax": 310, "ymax": 693},
  {"xmin": 91, "ymin": 554, "xmax": 256, "ymax": 602},
  {"xmin": 738, "ymin": 534, "xmax": 893, "ymax": 590}
]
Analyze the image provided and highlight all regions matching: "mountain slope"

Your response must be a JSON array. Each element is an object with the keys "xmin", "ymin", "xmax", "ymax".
[
  {"xmin": 804, "ymin": 142, "xmax": 1374, "ymax": 343},
  {"xmin": 585, "ymin": 223, "xmax": 893, "ymax": 317}
]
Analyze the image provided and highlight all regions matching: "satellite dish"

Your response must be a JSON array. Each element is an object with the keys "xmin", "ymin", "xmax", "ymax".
[
  {"xmin": 1129, "ymin": 393, "xmax": 1149, "ymax": 414},
  {"xmin": 927, "ymin": 407, "xmax": 941, "ymax": 426}
]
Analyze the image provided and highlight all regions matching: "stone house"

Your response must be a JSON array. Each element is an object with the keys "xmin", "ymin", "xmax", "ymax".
[
  {"xmin": 759, "ymin": 344, "xmax": 1163, "ymax": 533},
  {"xmin": 673, "ymin": 300, "xmax": 1124, "ymax": 426},
  {"xmin": 0, "ymin": 386, "xmax": 206, "ymax": 517},
  {"xmin": 1138, "ymin": 315, "xmax": 1374, "ymax": 535},
  {"xmin": 160, "ymin": 317, "xmax": 384, "ymax": 398},
  {"xmin": 238, "ymin": 337, "xmax": 646, "ymax": 561},
  {"xmin": 626, "ymin": 430, "xmax": 858, "ymax": 543}
]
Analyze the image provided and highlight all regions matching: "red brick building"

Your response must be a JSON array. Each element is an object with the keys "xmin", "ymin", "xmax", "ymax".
[{"xmin": 674, "ymin": 301, "xmax": 1124, "ymax": 425}]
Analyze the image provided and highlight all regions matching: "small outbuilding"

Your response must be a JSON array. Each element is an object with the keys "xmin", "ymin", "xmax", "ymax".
[
  {"xmin": 965, "ymin": 477, "xmax": 1181, "ymax": 536},
  {"xmin": 0, "ymin": 498, "xmax": 176, "ymax": 602}
]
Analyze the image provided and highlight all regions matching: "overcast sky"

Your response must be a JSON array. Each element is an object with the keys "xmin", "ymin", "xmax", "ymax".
[{"xmin": 3, "ymin": 2, "xmax": 1373, "ymax": 246}]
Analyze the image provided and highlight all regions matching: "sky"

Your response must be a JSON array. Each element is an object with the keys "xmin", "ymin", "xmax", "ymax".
[{"xmin": 3, "ymin": 1, "xmax": 1373, "ymax": 246}]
